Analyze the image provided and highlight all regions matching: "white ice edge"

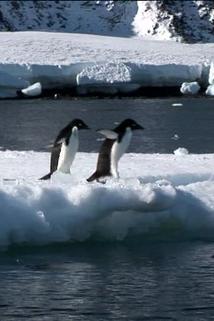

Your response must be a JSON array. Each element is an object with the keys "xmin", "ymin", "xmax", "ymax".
[{"xmin": 0, "ymin": 32, "xmax": 213, "ymax": 97}]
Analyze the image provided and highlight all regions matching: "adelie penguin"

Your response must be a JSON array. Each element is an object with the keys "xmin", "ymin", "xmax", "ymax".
[
  {"xmin": 40, "ymin": 119, "xmax": 89, "ymax": 180},
  {"xmin": 87, "ymin": 119, "xmax": 144, "ymax": 183}
]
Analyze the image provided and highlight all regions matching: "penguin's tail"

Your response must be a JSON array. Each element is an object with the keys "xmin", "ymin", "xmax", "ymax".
[
  {"xmin": 86, "ymin": 172, "xmax": 99, "ymax": 182},
  {"xmin": 39, "ymin": 172, "xmax": 52, "ymax": 180}
]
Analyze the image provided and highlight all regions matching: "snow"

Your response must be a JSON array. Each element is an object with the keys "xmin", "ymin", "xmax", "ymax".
[
  {"xmin": 77, "ymin": 63, "xmax": 132, "ymax": 85},
  {"xmin": 132, "ymin": 1, "xmax": 214, "ymax": 43},
  {"xmin": 0, "ymin": 1, "xmax": 213, "ymax": 43},
  {"xmin": 173, "ymin": 147, "xmax": 189, "ymax": 156},
  {"xmin": 0, "ymin": 32, "xmax": 214, "ymax": 97},
  {"xmin": 0, "ymin": 150, "xmax": 214, "ymax": 249},
  {"xmin": 206, "ymin": 62, "xmax": 214, "ymax": 95},
  {"xmin": 206, "ymin": 84, "xmax": 214, "ymax": 96},
  {"xmin": 0, "ymin": 0, "xmax": 136, "ymax": 37},
  {"xmin": 208, "ymin": 62, "xmax": 214, "ymax": 84},
  {"xmin": 133, "ymin": 1, "xmax": 179, "ymax": 42},
  {"xmin": 180, "ymin": 82, "xmax": 201, "ymax": 95}
]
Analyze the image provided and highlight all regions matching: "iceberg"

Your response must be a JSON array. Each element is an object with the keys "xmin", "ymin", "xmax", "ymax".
[
  {"xmin": 208, "ymin": 62, "xmax": 214, "ymax": 84},
  {"xmin": 180, "ymin": 82, "xmax": 200, "ymax": 95},
  {"xmin": 206, "ymin": 84, "xmax": 214, "ymax": 96},
  {"xmin": 21, "ymin": 82, "xmax": 42, "ymax": 97},
  {"xmin": 206, "ymin": 62, "xmax": 214, "ymax": 95}
]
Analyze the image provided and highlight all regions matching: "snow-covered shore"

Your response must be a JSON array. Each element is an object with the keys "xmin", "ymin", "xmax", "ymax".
[
  {"xmin": 0, "ymin": 150, "xmax": 214, "ymax": 249},
  {"xmin": 1, "ymin": 32, "xmax": 214, "ymax": 98}
]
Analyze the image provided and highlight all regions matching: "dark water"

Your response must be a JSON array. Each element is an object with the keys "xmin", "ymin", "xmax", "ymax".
[
  {"xmin": 1, "ymin": 97, "xmax": 214, "ymax": 321},
  {"xmin": 0, "ymin": 97, "xmax": 214, "ymax": 153},
  {"xmin": 1, "ymin": 242, "xmax": 214, "ymax": 321}
]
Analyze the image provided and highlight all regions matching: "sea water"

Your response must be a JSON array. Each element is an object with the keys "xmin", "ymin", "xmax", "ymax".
[
  {"xmin": 0, "ymin": 97, "xmax": 214, "ymax": 321},
  {"xmin": 0, "ymin": 97, "xmax": 214, "ymax": 153}
]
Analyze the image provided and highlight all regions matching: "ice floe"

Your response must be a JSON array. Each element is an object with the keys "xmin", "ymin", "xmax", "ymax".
[
  {"xmin": 180, "ymin": 82, "xmax": 200, "ymax": 95},
  {"xmin": 0, "ymin": 150, "xmax": 214, "ymax": 249},
  {"xmin": 21, "ymin": 82, "xmax": 42, "ymax": 97},
  {"xmin": 173, "ymin": 147, "xmax": 189, "ymax": 156},
  {"xmin": 205, "ymin": 84, "xmax": 214, "ymax": 96}
]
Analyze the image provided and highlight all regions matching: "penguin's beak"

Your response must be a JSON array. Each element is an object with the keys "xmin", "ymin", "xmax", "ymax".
[
  {"xmin": 82, "ymin": 123, "xmax": 90, "ymax": 130},
  {"xmin": 135, "ymin": 124, "xmax": 144, "ymax": 130}
]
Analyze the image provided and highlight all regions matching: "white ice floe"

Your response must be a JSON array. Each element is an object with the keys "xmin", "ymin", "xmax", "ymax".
[
  {"xmin": 180, "ymin": 81, "xmax": 201, "ymax": 95},
  {"xmin": 208, "ymin": 61, "xmax": 214, "ymax": 84},
  {"xmin": 205, "ymin": 84, "xmax": 214, "ymax": 96},
  {"xmin": 21, "ymin": 82, "xmax": 42, "ymax": 97},
  {"xmin": 172, "ymin": 103, "xmax": 183, "ymax": 107},
  {"xmin": 204, "ymin": 61, "xmax": 214, "ymax": 95},
  {"xmin": 171, "ymin": 134, "xmax": 180, "ymax": 141},
  {"xmin": 0, "ymin": 32, "xmax": 213, "ymax": 97},
  {"xmin": 173, "ymin": 147, "xmax": 189, "ymax": 156},
  {"xmin": 0, "ymin": 150, "xmax": 214, "ymax": 249}
]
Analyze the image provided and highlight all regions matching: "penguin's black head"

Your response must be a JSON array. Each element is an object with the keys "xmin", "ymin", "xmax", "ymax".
[
  {"xmin": 70, "ymin": 119, "xmax": 89, "ymax": 130},
  {"xmin": 115, "ymin": 119, "xmax": 144, "ymax": 132}
]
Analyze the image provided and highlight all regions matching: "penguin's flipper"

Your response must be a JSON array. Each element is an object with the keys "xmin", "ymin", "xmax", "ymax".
[
  {"xmin": 97, "ymin": 129, "xmax": 118, "ymax": 140},
  {"xmin": 40, "ymin": 144, "xmax": 61, "ymax": 180},
  {"xmin": 87, "ymin": 139, "xmax": 114, "ymax": 182},
  {"xmin": 50, "ymin": 143, "xmax": 62, "ymax": 173},
  {"xmin": 39, "ymin": 172, "xmax": 52, "ymax": 180}
]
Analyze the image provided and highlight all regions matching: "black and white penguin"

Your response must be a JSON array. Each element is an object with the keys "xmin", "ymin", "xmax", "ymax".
[
  {"xmin": 87, "ymin": 119, "xmax": 144, "ymax": 182},
  {"xmin": 40, "ymin": 119, "xmax": 89, "ymax": 180}
]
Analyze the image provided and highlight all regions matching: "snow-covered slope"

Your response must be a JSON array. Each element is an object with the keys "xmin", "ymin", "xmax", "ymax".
[
  {"xmin": 0, "ymin": 150, "xmax": 214, "ymax": 249},
  {"xmin": 133, "ymin": 0, "xmax": 214, "ymax": 43},
  {"xmin": 0, "ymin": 1, "xmax": 214, "ymax": 43},
  {"xmin": 0, "ymin": 0, "xmax": 137, "ymax": 36}
]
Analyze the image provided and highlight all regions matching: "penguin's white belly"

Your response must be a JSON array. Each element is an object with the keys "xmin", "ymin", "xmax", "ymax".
[
  {"xmin": 111, "ymin": 129, "xmax": 132, "ymax": 178},
  {"xmin": 57, "ymin": 135, "xmax": 79, "ymax": 174}
]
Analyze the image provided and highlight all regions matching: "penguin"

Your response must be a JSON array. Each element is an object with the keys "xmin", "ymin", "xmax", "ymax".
[
  {"xmin": 87, "ymin": 119, "xmax": 144, "ymax": 182},
  {"xmin": 40, "ymin": 119, "xmax": 89, "ymax": 180}
]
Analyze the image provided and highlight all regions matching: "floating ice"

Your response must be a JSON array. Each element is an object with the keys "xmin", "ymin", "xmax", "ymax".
[
  {"xmin": 172, "ymin": 103, "xmax": 183, "ymax": 107},
  {"xmin": 208, "ymin": 61, "xmax": 214, "ymax": 84},
  {"xmin": 180, "ymin": 82, "xmax": 200, "ymax": 95},
  {"xmin": 0, "ymin": 150, "xmax": 213, "ymax": 249},
  {"xmin": 205, "ymin": 84, "xmax": 214, "ymax": 96},
  {"xmin": 173, "ymin": 147, "xmax": 189, "ymax": 156},
  {"xmin": 21, "ymin": 82, "xmax": 42, "ymax": 97},
  {"xmin": 171, "ymin": 134, "xmax": 180, "ymax": 141}
]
